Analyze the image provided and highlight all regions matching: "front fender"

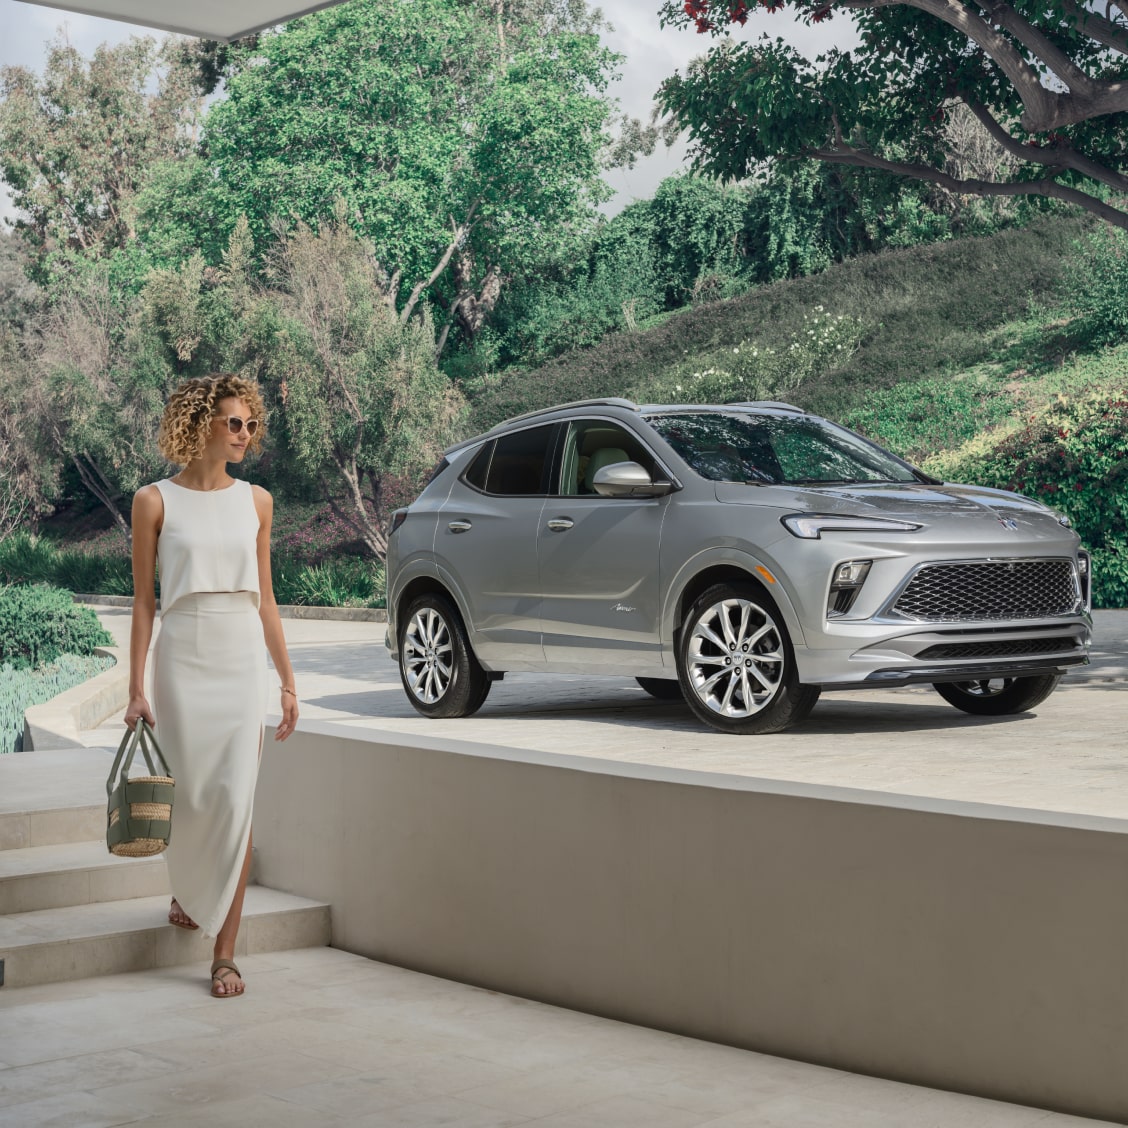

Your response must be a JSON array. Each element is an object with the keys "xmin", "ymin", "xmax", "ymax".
[{"xmin": 661, "ymin": 546, "xmax": 809, "ymax": 655}]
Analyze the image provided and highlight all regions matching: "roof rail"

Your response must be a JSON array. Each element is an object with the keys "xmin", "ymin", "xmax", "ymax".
[
  {"xmin": 732, "ymin": 400, "xmax": 805, "ymax": 413},
  {"xmin": 491, "ymin": 397, "xmax": 639, "ymax": 431},
  {"xmin": 444, "ymin": 398, "xmax": 640, "ymax": 456}
]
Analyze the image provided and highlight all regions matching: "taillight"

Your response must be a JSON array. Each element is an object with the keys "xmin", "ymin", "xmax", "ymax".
[{"xmin": 390, "ymin": 509, "xmax": 409, "ymax": 534}]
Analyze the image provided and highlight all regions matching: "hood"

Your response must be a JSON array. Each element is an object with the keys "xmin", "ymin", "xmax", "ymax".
[{"xmin": 714, "ymin": 480, "xmax": 1077, "ymax": 543}]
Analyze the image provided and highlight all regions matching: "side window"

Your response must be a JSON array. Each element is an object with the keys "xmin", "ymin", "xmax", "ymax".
[
  {"xmin": 483, "ymin": 424, "xmax": 555, "ymax": 496},
  {"xmin": 462, "ymin": 442, "xmax": 493, "ymax": 491},
  {"xmin": 556, "ymin": 420, "xmax": 658, "ymax": 496}
]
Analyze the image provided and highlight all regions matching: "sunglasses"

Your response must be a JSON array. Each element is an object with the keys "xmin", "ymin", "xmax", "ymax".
[{"xmin": 215, "ymin": 414, "xmax": 260, "ymax": 437}]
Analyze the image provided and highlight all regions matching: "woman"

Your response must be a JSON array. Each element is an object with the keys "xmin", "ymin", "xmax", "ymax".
[{"xmin": 125, "ymin": 374, "xmax": 299, "ymax": 998}]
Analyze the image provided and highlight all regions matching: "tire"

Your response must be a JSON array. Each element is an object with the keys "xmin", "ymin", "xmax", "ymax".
[
  {"xmin": 933, "ymin": 674, "xmax": 1061, "ymax": 716},
  {"xmin": 399, "ymin": 592, "xmax": 491, "ymax": 718},
  {"xmin": 676, "ymin": 581, "xmax": 820, "ymax": 735},
  {"xmin": 636, "ymin": 677, "xmax": 684, "ymax": 701}
]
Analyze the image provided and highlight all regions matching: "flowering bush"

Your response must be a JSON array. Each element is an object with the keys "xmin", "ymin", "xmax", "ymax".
[
  {"xmin": 635, "ymin": 306, "xmax": 865, "ymax": 404},
  {"xmin": 924, "ymin": 384, "xmax": 1128, "ymax": 608}
]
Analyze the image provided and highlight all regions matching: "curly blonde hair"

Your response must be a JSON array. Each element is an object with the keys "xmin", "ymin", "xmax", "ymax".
[{"xmin": 158, "ymin": 374, "xmax": 267, "ymax": 466}]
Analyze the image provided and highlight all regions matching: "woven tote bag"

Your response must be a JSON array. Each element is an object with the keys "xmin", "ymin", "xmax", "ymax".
[{"xmin": 106, "ymin": 720, "xmax": 175, "ymax": 858}]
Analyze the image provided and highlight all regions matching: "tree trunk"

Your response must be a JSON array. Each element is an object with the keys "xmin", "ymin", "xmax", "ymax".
[
  {"xmin": 329, "ymin": 457, "xmax": 389, "ymax": 561},
  {"xmin": 72, "ymin": 453, "xmax": 132, "ymax": 546}
]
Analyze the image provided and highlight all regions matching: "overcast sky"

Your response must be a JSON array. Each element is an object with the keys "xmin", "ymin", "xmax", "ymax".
[{"xmin": 0, "ymin": 0, "xmax": 857, "ymax": 224}]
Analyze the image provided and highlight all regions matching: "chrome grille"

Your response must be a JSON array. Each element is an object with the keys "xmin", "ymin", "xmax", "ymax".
[{"xmin": 892, "ymin": 560, "xmax": 1079, "ymax": 622}]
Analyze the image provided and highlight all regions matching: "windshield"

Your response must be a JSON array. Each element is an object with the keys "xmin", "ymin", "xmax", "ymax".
[{"xmin": 645, "ymin": 411, "xmax": 922, "ymax": 486}]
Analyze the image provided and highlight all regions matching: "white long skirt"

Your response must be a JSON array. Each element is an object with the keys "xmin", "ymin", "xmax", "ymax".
[{"xmin": 152, "ymin": 591, "xmax": 267, "ymax": 937}]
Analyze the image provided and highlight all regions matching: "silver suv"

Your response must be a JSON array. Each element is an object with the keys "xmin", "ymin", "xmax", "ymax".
[{"xmin": 386, "ymin": 399, "xmax": 1092, "ymax": 734}]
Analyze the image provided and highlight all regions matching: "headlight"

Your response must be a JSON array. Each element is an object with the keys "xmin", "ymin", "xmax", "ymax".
[{"xmin": 781, "ymin": 513, "xmax": 924, "ymax": 539}]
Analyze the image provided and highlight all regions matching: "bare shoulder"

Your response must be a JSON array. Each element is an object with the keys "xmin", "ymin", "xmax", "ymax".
[
  {"xmin": 132, "ymin": 483, "xmax": 164, "ymax": 518},
  {"xmin": 250, "ymin": 484, "xmax": 274, "ymax": 520}
]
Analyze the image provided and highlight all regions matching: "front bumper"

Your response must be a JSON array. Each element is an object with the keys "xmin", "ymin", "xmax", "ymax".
[{"xmin": 795, "ymin": 618, "xmax": 1092, "ymax": 690}]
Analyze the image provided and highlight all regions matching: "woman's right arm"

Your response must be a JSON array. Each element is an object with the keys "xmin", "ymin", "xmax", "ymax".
[{"xmin": 125, "ymin": 485, "xmax": 162, "ymax": 728}]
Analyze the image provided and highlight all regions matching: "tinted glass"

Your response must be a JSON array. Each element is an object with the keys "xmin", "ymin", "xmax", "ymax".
[
  {"xmin": 646, "ymin": 412, "xmax": 920, "ymax": 485},
  {"xmin": 556, "ymin": 420, "xmax": 658, "ymax": 496},
  {"xmin": 482, "ymin": 424, "xmax": 555, "ymax": 495},
  {"xmin": 462, "ymin": 443, "xmax": 493, "ymax": 491}
]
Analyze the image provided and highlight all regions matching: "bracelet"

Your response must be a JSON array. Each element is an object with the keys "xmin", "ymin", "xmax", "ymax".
[{"xmin": 280, "ymin": 686, "xmax": 298, "ymax": 698}]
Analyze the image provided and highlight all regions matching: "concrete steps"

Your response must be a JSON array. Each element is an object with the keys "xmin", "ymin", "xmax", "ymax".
[
  {"xmin": 0, "ymin": 749, "xmax": 331, "ymax": 991},
  {"xmin": 0, "ymin": 840, "xmax": 169, "ymax": 915}
]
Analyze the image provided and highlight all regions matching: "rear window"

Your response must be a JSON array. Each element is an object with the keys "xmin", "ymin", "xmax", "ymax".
[{"xmin": 461, "ymin": 423, "xmax": 556, "ymax": 496}]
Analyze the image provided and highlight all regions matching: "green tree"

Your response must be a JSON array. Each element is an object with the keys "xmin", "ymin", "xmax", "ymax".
[
  {"xmin": 199, "ymin": 0, "xmax": 621, "ymax": 355},
  {"xmin": 22, "ymin": 266, "xmax": 169, "ymax": 541},
  {"xmin": 0, "ymin": 36, "xmax": 205, "ymax": 280},
  {"xmin": 657, "ymin": 0, "xmax": 1128, "ymax": 231},
  {"xmin": 261, "ymin": 210, "xmax": 466, "ymax": 559}
]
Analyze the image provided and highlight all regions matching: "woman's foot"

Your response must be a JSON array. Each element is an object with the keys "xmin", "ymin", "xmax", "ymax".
[
  {"xmin": 210, "ymin": 958, "xmax": 245, "ymax": 998},
  {"xmin": 168, "ymin": 898, "xmax": 198, "ymax": 930}
]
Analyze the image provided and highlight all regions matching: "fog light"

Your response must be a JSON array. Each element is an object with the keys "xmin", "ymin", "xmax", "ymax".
[{"xmin": 828, "ymin": 560, "xmax": 872, "ymax": 618}]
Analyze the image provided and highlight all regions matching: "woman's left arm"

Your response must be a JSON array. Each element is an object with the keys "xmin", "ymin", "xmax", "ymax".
[{"xmin": 253, "ymin": 485, "xmax": 299, "ymax": 741}]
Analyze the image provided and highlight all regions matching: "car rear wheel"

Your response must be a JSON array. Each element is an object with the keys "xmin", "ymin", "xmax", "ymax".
[
  {"xmin": 399, "ymin": 593, "xmax": 491, "ymax": 718},
  {"xmin": 636, "ymin": 677, "xmax": 684, "ymax": 701},
  {"xmin": 677, "ymin": 582, "xmax": 820, "ymax": 735},
  {"xmin": 933, "ymin": 674, "xmax": 1061, "ymax": 716}
]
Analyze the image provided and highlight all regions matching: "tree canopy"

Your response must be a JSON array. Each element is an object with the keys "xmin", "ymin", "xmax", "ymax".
[
  {"xmin": 199, "ymin": 0, "xmax": 621, "ymax": 352},
  {"xmin": 657, "ymin": 0, "xmax": 1128, "ymax": 230}
]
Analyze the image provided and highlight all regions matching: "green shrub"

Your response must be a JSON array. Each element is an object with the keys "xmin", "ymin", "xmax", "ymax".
[
  {"xmin": 0, "ymin": 531, "xmax": 134, "ymax": 595},
  {"xmin": 0, "ymin": 653, "xmax": 116, "ymax": 753},
  {"xmin": 271, "ymin": 555, "xmax": 385, "ymax": 608},
  {"xmin": 631, "ymin": 307, "xmax": 866, "ymax": 407},
  {"xmin": 840, "ymin": 373, "xmax": 1017, "ymax": 463},
  {"xmin": 1064, "ymin": 225, "xmax": 1128, "ymax": 348},
  {"xmin": 0, "ymin": 584, "xmax": 114, "ymax": 670},
  {"xmin": 924, "ymin": 383, "xmax": 1128, "ymax": 608}
]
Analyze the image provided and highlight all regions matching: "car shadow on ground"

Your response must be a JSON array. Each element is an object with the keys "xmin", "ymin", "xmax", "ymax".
[{"xmin": 304, "ymin": 681, "xmax": 1040, "ymax": 737}]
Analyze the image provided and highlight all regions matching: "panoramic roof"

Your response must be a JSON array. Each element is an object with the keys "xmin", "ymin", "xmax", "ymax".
[{"xmin": 14, "ymin": 0, "xmax": 348, "ymax": 40}]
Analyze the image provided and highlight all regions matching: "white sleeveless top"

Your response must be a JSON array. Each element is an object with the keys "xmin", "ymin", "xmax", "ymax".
[{"xmin": 153, "ymin": 478, "xmax": 261, "ymax": 615}]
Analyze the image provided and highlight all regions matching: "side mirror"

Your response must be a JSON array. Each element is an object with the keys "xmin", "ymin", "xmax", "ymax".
[{"xmin": 592, "ymin": 461, "xmax": 673, "ymax": 498}]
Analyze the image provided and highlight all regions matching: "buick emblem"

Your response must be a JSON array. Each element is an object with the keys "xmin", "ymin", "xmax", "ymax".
[{"xmin": 998, "ymin": 517, "xmax": 1019, "ymax": 530}]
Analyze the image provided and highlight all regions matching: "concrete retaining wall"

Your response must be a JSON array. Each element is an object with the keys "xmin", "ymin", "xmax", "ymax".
[{"xmin": 255, "ymin": 718, "xmax": 1128, "ymax": 1123}]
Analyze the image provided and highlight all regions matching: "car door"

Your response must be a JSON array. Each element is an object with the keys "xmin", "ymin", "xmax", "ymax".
[
  {"xmin": 537, "ymin": 418, "xmax": 668, "ymax": 670},
  {"xmin": 434, "ymin": 423, "xmax": 556, "ymax": 666}
]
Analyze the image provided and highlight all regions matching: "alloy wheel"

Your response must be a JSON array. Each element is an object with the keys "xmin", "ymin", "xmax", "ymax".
[
  {"xmin": 402, "ymin": 605, "xmax": 454, "ymax": 704},
  {"xmin": 685, "ymin": 596, "xmax": 785, "ymax": 718}
]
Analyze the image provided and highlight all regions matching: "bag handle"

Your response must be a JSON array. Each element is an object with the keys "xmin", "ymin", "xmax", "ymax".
[{"xmin": 106, "ymin": 720, "xmax": 171, "ymax": 797}]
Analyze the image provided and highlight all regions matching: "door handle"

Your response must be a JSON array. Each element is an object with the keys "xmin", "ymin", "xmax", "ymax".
[
  {"xmin": 447, "ymin": 519, "xmax": 473, "ymax": 533},
  {"xmin": 546, "ymin": 517, "xmax": 574, "ymax": 532}
]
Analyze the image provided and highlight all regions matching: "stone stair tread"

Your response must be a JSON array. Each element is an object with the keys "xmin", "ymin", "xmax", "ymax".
[
  {"xmin": 0, "ymin": 887, "xmax": 327, "ymax": 947},
  {"xmin": 0, "ymin": 748, "xmax": 116, "ymax": 818},
  {"xmin": 0, "ymin": 839, "xmax": 163, "ymax": 880}
]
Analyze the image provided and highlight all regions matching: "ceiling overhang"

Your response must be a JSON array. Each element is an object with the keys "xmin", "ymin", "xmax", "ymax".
[{"xmin": 14, "ymin": 0, "xmax": 349, "ymax": 40}]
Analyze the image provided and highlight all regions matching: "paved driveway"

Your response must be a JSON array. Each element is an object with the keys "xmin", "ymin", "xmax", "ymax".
[{"xmin": 91, "ymin": 607, "xmax": 1128, "ymax": 820}]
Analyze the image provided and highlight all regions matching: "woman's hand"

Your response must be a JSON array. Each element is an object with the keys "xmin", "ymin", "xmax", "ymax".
[
  {"xmin": 124, "ymin": 694, "xmax": 155, "ymax": 730},
  {"xmin": 275, "ymin": 688, "xmax": 299, "ymax": 741}
]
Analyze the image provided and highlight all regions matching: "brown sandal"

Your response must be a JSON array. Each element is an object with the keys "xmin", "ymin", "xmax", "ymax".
[
  {"xmin": 210, "ymin": 959, "xmax": 244, "ymax": 998},
  {"xmin": 168, "ymin": 899, "xmax": 198, "ymax": 931}
]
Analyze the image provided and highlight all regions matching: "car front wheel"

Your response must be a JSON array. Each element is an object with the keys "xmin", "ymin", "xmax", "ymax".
[
  {"xmin": 932, "ymin": 674, "xmax": 1060, "ymax": 716},
  {"xmin": 677, "ymin": 582, "xmax": 820, "ymax": 735},
  {"xmin": 399, "ymin": 593, "xmax": 491, "ymax": 718}
]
